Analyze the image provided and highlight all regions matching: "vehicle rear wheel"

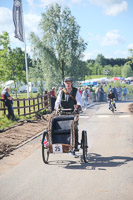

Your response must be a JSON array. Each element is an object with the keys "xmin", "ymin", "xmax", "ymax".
[
  {"xmin": 82, "ymin": 130, "xmax": 88, "ymax": 163},
  {"xmin": 111, "ymin": 104, "xmax": 114, "ymax": 113},
  {"xmin": 42, "ymin": 131, "xmax": 49, "ymax": 164}
]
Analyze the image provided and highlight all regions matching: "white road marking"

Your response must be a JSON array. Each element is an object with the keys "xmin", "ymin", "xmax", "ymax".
[
  {"xmin": 98, "ymin": 115, "xmax": 109, "ymax": 118},
  {"xmin": 79, "ymin": 116, "xmax": 89, "ymax": 119},
  {"xmin": 119, "ymin": 115, "xmax": 130, "ymax": 118}
]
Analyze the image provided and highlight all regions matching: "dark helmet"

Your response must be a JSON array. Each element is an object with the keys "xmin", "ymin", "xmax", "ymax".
[{"xmin": 64, "ymin": 77, "xmax": 73, "ymax": 82}]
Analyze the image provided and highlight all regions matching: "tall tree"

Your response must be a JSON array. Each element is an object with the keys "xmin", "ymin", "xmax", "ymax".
[
  {"xmin": 121, "ymin": 64, "xmax": 133, "ymax": 78},
  {"xmin": 0, "ymin": 32, "xmax": 26, "ymax": 96},
  {"xmin": 95, "ymin": 54, "xmax": 107, "ymax": 66},
  {"xmin": 0, "ymin": 31, "xmax": 10, "ymax": 82},
  {"xmin": 30, "ymin": 3, "xmax": 87, "ymax": 89}
]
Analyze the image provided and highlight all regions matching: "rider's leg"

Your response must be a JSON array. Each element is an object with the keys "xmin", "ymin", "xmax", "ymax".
[
  {"xmin": 108, "ymin": 100, "xmax": 111, "ymax": 109},
  {"xmin": 74, "ymin": 120, "xmax": 79, "ymax": 150},
  {"xmin": 113, "ymin": 100, "xmax": 116, "ymax": 109}
]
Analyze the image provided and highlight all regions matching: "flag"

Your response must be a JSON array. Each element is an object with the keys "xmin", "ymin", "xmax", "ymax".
[
  {"xmin": 13, "ymin": 0, "xmax": 24, "ymax": 42},
  {"xmin": 43, "ymin": 139, "xmax": 49, "ymax": 147}
]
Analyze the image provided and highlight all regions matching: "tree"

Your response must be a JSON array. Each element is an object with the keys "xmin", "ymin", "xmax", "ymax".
[
  {"xmin": 95, "ymin": 54, "xmax": 107, "ymax": 66},
  {"xmin": 30, "ymin": 3, "xmax": 87, "ymax": 89},
  {"xmin": 0, "ymin": 32, "xmax": 26, "ymax": 96},
  {"xmin": 112, "ymin": 65, "xmax": 121, "ymax": 77},
  {"xmin": 127, "ymin": 49, "xmax": 133, "ymax": 70},
  {"xmin": 121, "ymin": 64, "xmax": 133, "ymax": 78},
  {"xmin": 7, "ymin": 48, "xmax": 26, "ymax": 93},
  {"xmin": 0, "ymin": 31, "xmax": 10, "ymax": 82},
  {"xmin": 104, "ymin": 65, "xmax": 113, "ymax": 76}
]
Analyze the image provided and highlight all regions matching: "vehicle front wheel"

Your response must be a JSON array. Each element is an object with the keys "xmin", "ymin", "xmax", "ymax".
[
  {"xmin": 42, "ymin": 131, "xmax": 49, "ymax": 164},
  {"xmin": 81, "ymin": 130, "xmax": 88, "ymax": 163}
]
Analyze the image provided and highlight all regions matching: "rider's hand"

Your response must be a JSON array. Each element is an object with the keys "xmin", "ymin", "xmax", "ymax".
[{"xmin": 74, "ymin": 105, "xmax": 79, "ymax": 110}]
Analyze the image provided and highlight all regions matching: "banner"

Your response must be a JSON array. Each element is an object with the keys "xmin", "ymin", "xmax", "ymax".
[{"xmin": 13, "ymin": 0, "xmax": 24, "ymax": 42}]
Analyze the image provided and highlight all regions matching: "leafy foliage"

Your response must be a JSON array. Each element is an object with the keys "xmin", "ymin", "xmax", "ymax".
[
  {"xmin": 30, "ymin": 3, "xmax": 87, "ymax": 90},
  {"xmin": 0, "ymin": 32, "xmax": 26, "ymax": 96}
]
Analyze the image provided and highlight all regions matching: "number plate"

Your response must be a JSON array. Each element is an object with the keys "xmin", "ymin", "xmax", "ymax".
[{"xmin": 52, "ymin": 144, "xmax": 63, "ymax": 154}]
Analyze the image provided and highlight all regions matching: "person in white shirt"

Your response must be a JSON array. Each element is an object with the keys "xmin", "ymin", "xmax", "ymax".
[
  {"xmin": 55, "ymin": 77, "xmax": 82, "ymax": 150},
  {"xmin": 55, "ymin": 77, "xmax": 82, "ymax": 111}
]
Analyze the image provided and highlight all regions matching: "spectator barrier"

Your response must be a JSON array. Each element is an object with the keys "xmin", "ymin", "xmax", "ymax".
[{"xmin": 0, "ymin": 94, "xmax": 50, "ymax": 117}]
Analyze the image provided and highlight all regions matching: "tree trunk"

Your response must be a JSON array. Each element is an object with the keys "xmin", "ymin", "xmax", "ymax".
[{"xmin": 61, "ymin": 59, "xmax": 65, "ymax": 83}]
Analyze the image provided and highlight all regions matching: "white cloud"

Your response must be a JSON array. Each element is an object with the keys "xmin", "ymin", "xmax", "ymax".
[
  {"xmin": 0, "ymin": 7, "xmax": 13, "ymax": 34},
  {"xmin": 87, "ymin": 30, "xmax": 124, "ymax": 46},
  {"xmin": 24, "ymin": 14, "xmax": 41, "ymax": 35},
  {"xmin": 71, "ymin": 0, "xmax": 82, "ymax": 3},
  {"xmin": 100, "ymin": 30, "xmax": 124, "ymax": 46},
  {"xmin": 26, "ymin": 0, "xmax": 35, "ymax": 7},
  {"xmin": 0, "ymin": 6, "xmax": 41, "ymax": 50},
  {"xmin": 89, "ymin": 0, "xmax": 128, "ymax": 16},
  {"xmin": 105, "ymin": 1, "xmax": 128, "ymax": 16},
  {"xmin": 128, "ymin": 43, "xmax": 133, "ymax": 49},
  {"xmin": 26, "ymin": 0, "xmax": 66, "ymax": 7},
  {"xmin": 113, "ymin": 49, "xmax": 129, "ymax": 58},
  {"xmin": 83, "ymin": 49, "xmax": 99, "ymax": 60}
]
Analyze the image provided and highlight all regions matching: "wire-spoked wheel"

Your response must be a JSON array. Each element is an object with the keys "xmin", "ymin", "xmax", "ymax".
[
  {"xmin": 42, "ymin": 131, "xmax": 49, "ymax": 164},
  {"xmin": 81, "ymin": 130, "xmax": 88, "ymax": 163}
]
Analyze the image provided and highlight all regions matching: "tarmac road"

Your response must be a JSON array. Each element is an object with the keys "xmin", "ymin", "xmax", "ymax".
[{"xmin": 0, "ymin": 102, "xmax": 133, "ymax": 200}]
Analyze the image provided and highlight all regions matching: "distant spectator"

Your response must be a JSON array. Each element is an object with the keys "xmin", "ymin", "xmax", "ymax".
[
  {"xmin": 82, "ymin": 88, "xmax": 88, "ymax": 107},
  {"xmin": 1, "ymin": 87, "xmax": 16, "ymax": 120},
  {"xmin": 108, "ymin": 85, "xmax": 112, "ymax": 93},
  {"xmin": 117, "ymin": 86, "xmax": 122, "ymax": 101},
  {"xmin": 86, "ymin": 86, "xmax": 90, "ymax": 99},
  {"xmin": 99, "ymin": 86, "xmax": 104, "ymax": 102},
  {"xmin": 78, "ymin": 87, "xmax": 82, "ymax": 96},
  {"xmin": 116, "ymin": 86, "xmax": 119, "ymax": 101},
  {"xmin": 123, "ymin": 86, "xmax": 127, "ymax": 101},
  {"xmin": 50, "ymin": 87, "xmax": 56, "ymax": 111},
  {"xmin": 112, "ymin": 86, "xmax": 118, "ymax": 101},
  {"xmin": 95, "ymin": 87, "xmax": 100, "ymax": 102},
  {"xmin": 57, "ymin": 87, "xmax": 62, "ymax": 96}
]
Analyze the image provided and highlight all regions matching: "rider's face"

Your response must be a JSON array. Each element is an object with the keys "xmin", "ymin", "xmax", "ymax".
[{"xmin": 65, "ymin": 81, "xmax": 72, "ymax": 90}]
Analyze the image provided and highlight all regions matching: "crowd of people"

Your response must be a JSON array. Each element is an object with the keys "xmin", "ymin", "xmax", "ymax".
[
  {"xmin": 50, "ymin": 85, "xmax": 105, "ymax": 111},
  {"xmin": 1, "ymin": 79, "xmax": 128, "ymax": 121},
  {"xmin": 108, "ymin": 85, "xmax": 127, "ymax": 101},
  {"xmin": 49, "ymin": 84, "xmax": 128, "ymax": 111}
]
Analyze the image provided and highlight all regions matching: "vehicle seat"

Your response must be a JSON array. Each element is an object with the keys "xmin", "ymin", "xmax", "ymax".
[{"xmin": 52, "ymin": 115, "xmax": 74, "ymax": 145}]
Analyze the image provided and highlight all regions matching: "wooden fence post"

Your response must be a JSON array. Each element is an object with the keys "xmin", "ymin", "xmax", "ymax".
[
  {"xmin": 0, "ymin": 95, "xmax": 51, "ymax": 117},
  {"xmin": 37, "ymin": 97, "xmax": 39, "ymax": 111},
  {"xmin": 33, "ymin": 98, "xmax": 35, "ymax": 112},
  {"xmin": 3, "ymin": 102, "xmax": 6, "ymax": 115},
  {"xmin": 17, "ymin": 100, "xmax": 20, "ymax": 116},
  {"xmin": 41, "ymin": 96, "xmax": 43, "ymax": 109},
  {"xmin": 23, "ymin": 99, "xmax": 26, "ymax": 116},
  {"xmin": 29, "ymin": 99, "xmax": 31, "ymax": 114}
]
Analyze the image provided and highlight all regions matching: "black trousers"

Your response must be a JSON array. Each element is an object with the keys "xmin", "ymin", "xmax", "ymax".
[
  {"xmin": 74, "ymin": 119, "xmax": 79, "ymax": 147},
  {"xmin": 6, "ymin": 103, "xmax": 14, "ymax": 119},
  {"xmin": 51, "ymin": 98, "xmax": 56, "ymax": 112}
]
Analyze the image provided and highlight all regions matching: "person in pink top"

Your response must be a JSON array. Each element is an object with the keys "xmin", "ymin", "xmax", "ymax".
[
  {"xmin": 78, "ymin": 87, "xmax": 82, "ymax": 95},
  {"xmin": 50, "ymin": 87, "xmax": 56, "ymax": 111}
]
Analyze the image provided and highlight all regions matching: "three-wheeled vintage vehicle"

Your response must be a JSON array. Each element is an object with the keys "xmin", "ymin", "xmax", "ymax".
[{"xmin": 41, "ymin": 109, "xmax": 88, "ymax": 164}]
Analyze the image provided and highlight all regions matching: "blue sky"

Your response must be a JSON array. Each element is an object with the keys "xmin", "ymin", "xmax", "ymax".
[{"xmin": 0, "ymin": 0, "xmax": 133, "ymax": 60}]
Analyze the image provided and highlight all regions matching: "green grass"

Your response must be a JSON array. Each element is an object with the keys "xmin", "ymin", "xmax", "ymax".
[
  {"xmin": 0, "ymin": 91, "xmax": 50, "ymax": 129},
  {"xmin": 0, "ymin": 92, "xmax": 48, "ymax": 117},
  {"xmin": 0, "ymin": 108, "xmax": 50, "ymax": 130},
  {"xmin": 11, "ymin": 92, "xmax": 39, "ymax": 99},
  {"xmin": 0, "ymin": 116, "xmax": 17, "ymax": 129}
]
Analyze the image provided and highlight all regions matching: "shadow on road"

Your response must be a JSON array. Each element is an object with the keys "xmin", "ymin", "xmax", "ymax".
[
  {"xmin": 65, "ymin": 153, "xmax": 133, "ymax": 170},
  {"xmin": 48, "ymin": 153, "xmax": 133, "ymax": 170}
]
